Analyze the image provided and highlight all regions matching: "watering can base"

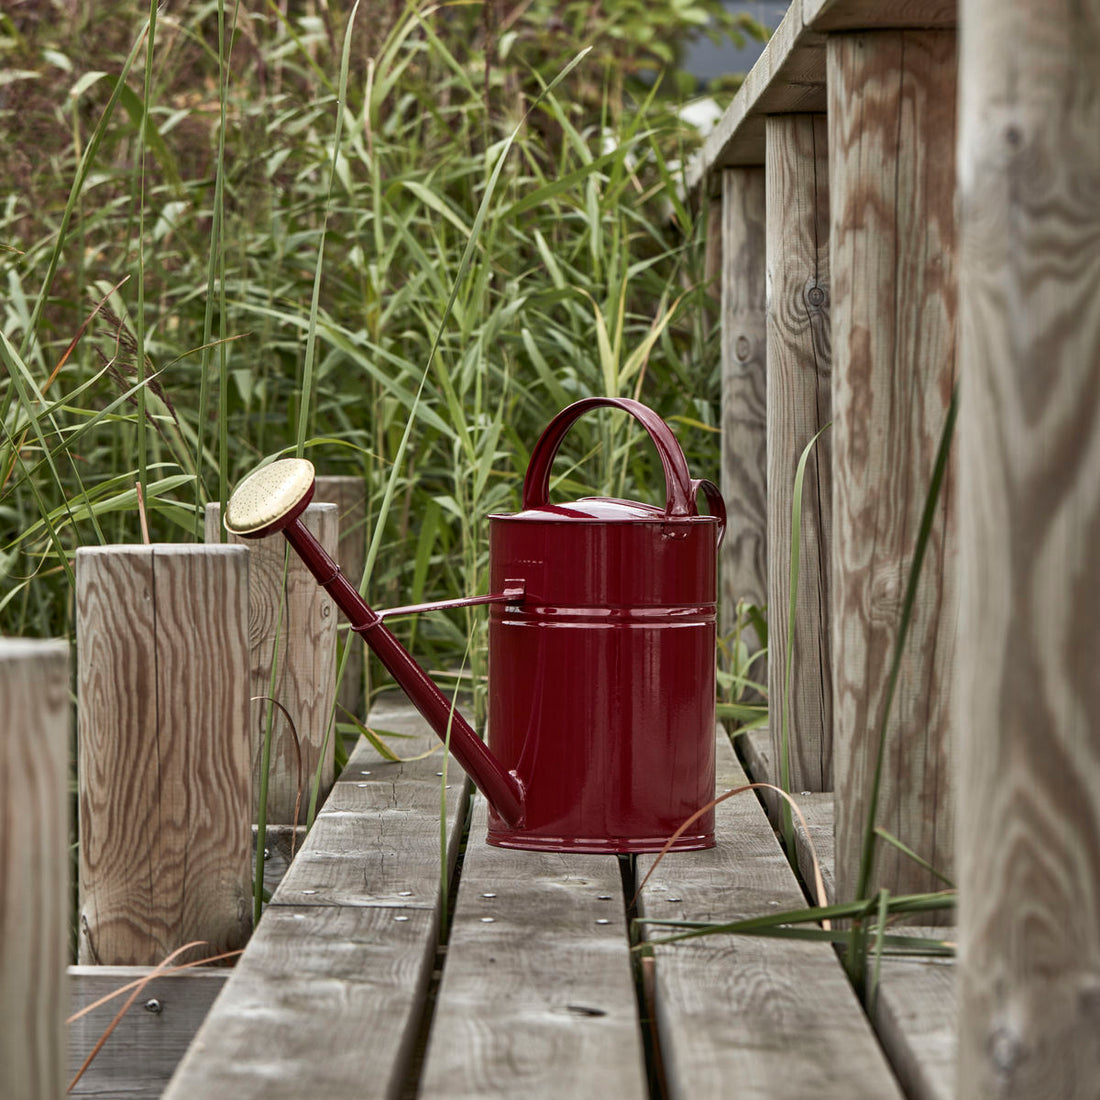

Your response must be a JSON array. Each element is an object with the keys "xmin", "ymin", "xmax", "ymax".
[{"xmin": 486, "ymin": 829, "xmax": 715, "ymax": 854}]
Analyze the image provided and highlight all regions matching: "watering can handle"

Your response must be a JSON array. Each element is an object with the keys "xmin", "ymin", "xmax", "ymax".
[
  {"xmin": 522, "ymin": 397, "xmax": 697, "ymax": 517},
  {"xmin": 692, "ymin": 478, "xmax": 727, "ymax": 548}
]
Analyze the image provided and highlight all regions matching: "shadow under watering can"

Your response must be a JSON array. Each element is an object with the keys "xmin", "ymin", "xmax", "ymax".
[{"xmin": 225, "ymin": 396, "xmax": 725, "ymax": 853}]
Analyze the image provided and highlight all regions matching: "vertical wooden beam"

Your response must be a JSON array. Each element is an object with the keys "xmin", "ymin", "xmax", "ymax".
[
  {"xmin": 956, "ymin": 1, "xmax": 1100, "ymax": 1093},
  {"xmin": 827, "ymin": 30, "xmax": 958, "ymax": 910},
  {"xmin": 314, "ymin": 475, "xmax": 367, "ymax": 721},
  {"xmin": 1, "ymin": 639, "xmax": 69, "ymax": 1099},
  {"xmin": 720, "ymin": 167, "xmax": 768, "ymax": 672},
  {"xmin": 77, "ymin": 545, "xmax": 252, "ymax": 966},
  {"xmin": 766, "ymin": 113, "xmax": 833, "ymax": 794},
  {"xmin": 206, "ymin": 502, "xmax": 339, "ymax": 824}
]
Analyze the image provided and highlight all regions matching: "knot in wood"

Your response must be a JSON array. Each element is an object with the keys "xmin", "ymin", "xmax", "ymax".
[
  {"xmin": 734, "ymin": 334, "xmax": 753, "ymax": 362},
  {"xmin": 805, "ymin": 284, "xmax": 826, "ymax": 309},
  {"xmin": 989, "ymin": 1025, "xmax": 1024, "ymax": 1075}
]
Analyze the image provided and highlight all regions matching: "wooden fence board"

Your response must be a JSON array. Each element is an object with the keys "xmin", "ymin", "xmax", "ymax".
[
  {"xmin": 828, "ymin": 29, "xmax": 958, "ymax": 913},
  {"xmin": 765, "ymin": 112, "xmax": 833, "ymax": 794},
  {"xmin": 163, "ymin": 696, "xmax": 468, "ymax": 1100},
  {"xmin": 314, "ymin": 475, "xmax": 367, "ymax": 721},
  {"xmin": 68, "ymin": 967, "xmax": 228, "ymax": 1098},
  {"xmin": 419, "ymin": 799, "xmax": 648, "ymax": 1100},
  {"xmin": 873, "ymin": 936, "xmax": 956, "ymax": 1100},
  {"xmin": 720, "ymin": 166, "xmax": 768, "ymax": 670},
  {"xmin": 1, "ymin": 639, "xmax": 70, "ymax": 1100},
  {"xmin": 639, "ymin": 732, "xmax": 903, "ymax": 1099},
  {"xmin": 956, "ymin": 1, "xmax": 1100, "ymax": 1094},
  {"xmin": 805, "ymin": 0, "xmax": 956, "ymax": 31}
]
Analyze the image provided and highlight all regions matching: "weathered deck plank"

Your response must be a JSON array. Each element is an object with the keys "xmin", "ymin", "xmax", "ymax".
[
  {"xmin": 163, "ymin": 697, "xmax": 467, "ymax": 1100},
  {"xmin": 697, "ymin": 5, "xmax": 827, "ymax": 176},
  {"xmin": 741, "ymin": 728, "xmax": 835, "ymax": 903},
  {"xmin": 69, "ymin": 967, "xmax": 228, "ymax": 1098},
  {"xmin": 804, "ymin": 0, "xmax": 956, "ymax": 31},
  {"xmin": 741, "ymin": 730, "xmax": 956, "ymax": 1098},
  {"xmin": 419, "ymin": 798, "xmax": 648, "ymax": 1100},
  {"xmin": 691, "ymin": 0, "xmax": 957, "ymax": 188},
  {"xmin": 639, "ymin": 731, "xmax": 904, "ymax": 1099},
  {"xmin": 873, "ymin": 934, "xmax": 957, "ymax": 1100}
]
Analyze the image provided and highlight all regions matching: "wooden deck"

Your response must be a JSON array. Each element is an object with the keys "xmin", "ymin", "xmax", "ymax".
[{"xmin": 133, "ymin": 699, "xmax": 955, "ymax": 1099}]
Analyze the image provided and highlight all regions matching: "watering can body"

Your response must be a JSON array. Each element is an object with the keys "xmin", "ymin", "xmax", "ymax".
[
  {"xmin": 485, "ymin": 397, "xmax": 722, "ymax": 852},
  {"xmin": 488, "ymin": 501, "xmax": 718, "ymax": 851}
]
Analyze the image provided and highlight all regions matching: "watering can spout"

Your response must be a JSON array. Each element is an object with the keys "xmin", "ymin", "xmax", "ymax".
[{"xmin": 224, "ymin": 458, "xmax": 525, "ymax": 829}]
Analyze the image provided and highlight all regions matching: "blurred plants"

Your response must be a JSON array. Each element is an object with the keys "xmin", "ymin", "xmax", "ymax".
[{"xmin": 0, "ymin": 0, "xmax": 759, "ymax": 663}]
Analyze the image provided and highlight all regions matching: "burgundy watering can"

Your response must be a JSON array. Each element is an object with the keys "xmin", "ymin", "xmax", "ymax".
[{"xmin": 225, "ymin": 397, "xmax": 725, "ymax": 852}]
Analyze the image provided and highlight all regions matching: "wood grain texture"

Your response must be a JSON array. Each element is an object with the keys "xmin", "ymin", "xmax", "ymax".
[
  {"xmin": 207, "ymin": 502, "xmax": 338, "ymax": 824},
  {"xmin": 419, "ymin": 799, "xmax": 647, "ymax": 1100},
  {"xmin": 314, "ymin": 475, "xmax": 367, "ymax": 721},
  {"xmin": 164, "ymin": 904, "xmax": 438, "ymax": 1100},
  {"xmin": 164, "ymin": 696, "xmax": 469, "ymax": 1099},
  {"xmin": 68, "ymin": 966, "xmax": 228, "ymax": 1098},
  {"xmin": 638, "ymin": 732, "xmax": 904, "ymax": 1099},
  {"xmin": 805, "ymin": 0, "xmax": 956, "ymax": 31},
  {"xmin": 720, "ymin": 167, "xmax": 768, "ymax": 677},
  {"xmin": 827, "ymin": 30, "xmax": 958, "ymax": 914},
  {"xmin": 76, "ymin": 545, "xmax": 252, "ymax": 966},
  {"xmin": 872, "ymin": 933, "xmax": 956, "ymax": 1100},
  {"xmin": 766, "ymin": 113, "xmax": 833, "ymax": 793},
  {"xmin": 1, "ymin": 639, "xmax": 70, "ymax": 1100},
  {"xmin": 956, "ymin": 1, "xmax": 1100, "ymax": 1095}
]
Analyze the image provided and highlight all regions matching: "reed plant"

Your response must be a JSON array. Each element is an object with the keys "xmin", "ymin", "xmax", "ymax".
[{"xmin": 1, "ymin": 1, "xmax": 737, "ymax": 655}]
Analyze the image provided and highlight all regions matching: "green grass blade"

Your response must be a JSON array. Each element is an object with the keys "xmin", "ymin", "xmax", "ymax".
[
  {"xmin": 779, "ymin": 423, "xmax": 830, "ymax": 846},
  {"xmin": 873, "ymin": 827, "xmax": 957, "ymax": 889},
  {"xmin": 295, "ymin": 0, "xmax": 362, "ymax": 459}
]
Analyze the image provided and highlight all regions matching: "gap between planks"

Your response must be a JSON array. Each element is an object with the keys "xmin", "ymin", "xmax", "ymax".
[{"xmin": 417, "ymin": 797, "xmax": 648, "ymax": 1100}]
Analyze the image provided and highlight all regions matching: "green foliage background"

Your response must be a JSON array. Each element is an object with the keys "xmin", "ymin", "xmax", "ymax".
[{"xmin": 0, "ymin": 1, "xmax": 767, "ymax": 679}]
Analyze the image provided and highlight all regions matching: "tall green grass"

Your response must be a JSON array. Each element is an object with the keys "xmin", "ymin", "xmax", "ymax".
[{"xmin": 1, "ymin": 2, "xmax": 727, "ymax": 650}]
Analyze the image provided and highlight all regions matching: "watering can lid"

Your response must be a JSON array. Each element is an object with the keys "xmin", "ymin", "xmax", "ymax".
[{"xmin": 502, "ymin": 496, "xmax": 690, "ymax": 522}]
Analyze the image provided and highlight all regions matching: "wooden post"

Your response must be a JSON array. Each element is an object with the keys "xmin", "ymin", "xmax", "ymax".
[
  {"xmin": 765, "ymin": 113, "xmax": 833, "ymax": 794},
  {"xmin": 827, "ymin": 30, "xmax": 958, "ymax": 910},
  {"xmin": 1, "ymin": 639, "xmax": 69, "ymax": 1099},
  {"xmin": 957, "ymin": 0, "xmax": 1100, "ymax": 1093},
  {"xmin": 314, "ymin": 475, "xmax": 367, "ymax": 721},
  {"xmin": 206, "ymin": 502, "xmax": 338, "ymax": 824},
  {"xmin": 76, "ymin": 545, "xmax": 252, "ymax": 966},
  {"xmin": 720, "ymin": 167, "xmax": 768, "ymax": 674}
]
